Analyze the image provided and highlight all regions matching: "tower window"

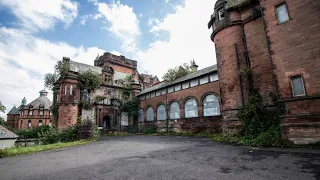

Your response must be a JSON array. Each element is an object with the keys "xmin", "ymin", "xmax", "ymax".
[
  {"xmin": 218, "ymin": 8, "xmax": 225, "ymax": 21},
  {"xmin": 276, "ymin": 3, "xmax": 289, "ymax": 24},
  {"xmin": 290, "ymin": 76, "xmax": 306, "ymax": 97}
]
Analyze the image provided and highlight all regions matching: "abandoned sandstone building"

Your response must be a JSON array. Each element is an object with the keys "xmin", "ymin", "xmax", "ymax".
[
  {"xmin": 6, "ymin": 0, "xmax": 319, "ymax": 144},
  {"xmin": 7, "ymin": 90, "xmax": 53, "ymax": 129}
]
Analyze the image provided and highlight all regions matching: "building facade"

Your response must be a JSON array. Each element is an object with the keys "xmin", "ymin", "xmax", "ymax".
[
  {"xmin": 54, "ymin": 52, "xmax": 154, "ymax": 130},
  {"xmin": 7, "ymin": 90, "xmax": 53, "ymax": 130},
  {"xmin": 207, "ymin": 0, "xmax": 320, "ymax": 144}
]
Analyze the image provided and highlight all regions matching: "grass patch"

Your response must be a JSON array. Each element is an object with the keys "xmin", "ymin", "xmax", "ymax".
[{"xmin": 0, "ymin": 140, "xmax": 93, "ymax": 158}]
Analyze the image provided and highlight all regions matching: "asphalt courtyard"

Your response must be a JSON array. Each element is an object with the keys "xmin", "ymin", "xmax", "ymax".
[{"xmin": 0, "ymin": 135, "xmax": 319, "ymax": 180}]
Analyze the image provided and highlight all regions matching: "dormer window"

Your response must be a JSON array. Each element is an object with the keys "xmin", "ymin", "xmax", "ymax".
[{"xmin": 218, "ymin": 8, "xmax": 225, "ymax": 20}]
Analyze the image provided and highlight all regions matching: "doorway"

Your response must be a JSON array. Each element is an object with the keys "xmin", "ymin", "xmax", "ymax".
[{"xmin": 103, "ymin": 116, "xmax": 111, "ymax": 129}]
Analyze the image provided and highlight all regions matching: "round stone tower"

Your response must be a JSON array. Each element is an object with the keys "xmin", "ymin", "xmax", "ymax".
[{"xmin": 208, "ymin": 0, "xmax": 249, "ymax": 133}]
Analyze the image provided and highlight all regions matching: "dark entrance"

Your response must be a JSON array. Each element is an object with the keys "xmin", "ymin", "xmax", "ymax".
[{"xmin": 103, "ymin": 116, "xmax": 111, "ymax": 129}]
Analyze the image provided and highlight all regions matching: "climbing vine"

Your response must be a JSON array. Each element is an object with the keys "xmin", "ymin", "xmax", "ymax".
[
  {"xmin": 237, "ymin": 67, "xmax": 282, "ymax": 147},
  {"xmin": 120, "ymin": 75, "xmax": 140, "ymax": 118}
]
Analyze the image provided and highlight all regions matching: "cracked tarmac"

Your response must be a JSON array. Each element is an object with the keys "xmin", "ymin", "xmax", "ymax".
[{"xmin": 0, "ymin": 135, "xmax": 319, "ymax": 180}]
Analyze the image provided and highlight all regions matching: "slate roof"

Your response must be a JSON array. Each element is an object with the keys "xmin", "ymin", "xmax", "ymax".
[
  {"xmin": 7, "ymin": 106, "xmax": 17, "ymax": 115},
  {"xmin": 69, "ymin": 61, "xmax": 102, "ymax": 74},
  {"xmin": 24, "ymin": 96, "xmax": 52, "ymax": 110},
  {"xmin": 0, "ymin": 125, "xmax": 18, "ymax": 139},
  {"xmin": 138, "ymin": 65, "xmax": 218, "ymax": 95}
]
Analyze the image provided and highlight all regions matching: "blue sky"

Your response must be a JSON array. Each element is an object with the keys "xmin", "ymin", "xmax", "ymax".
[{"xmin": 0, "ymin": 0, "xmax": 216, "ymax": 118}]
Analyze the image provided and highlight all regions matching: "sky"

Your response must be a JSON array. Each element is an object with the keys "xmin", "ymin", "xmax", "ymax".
[{"xmin": 0, "ymin": 0, "xmax": 217, "ymax": 119}]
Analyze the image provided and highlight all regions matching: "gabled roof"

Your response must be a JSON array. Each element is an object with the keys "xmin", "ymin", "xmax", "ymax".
[
  {"xmin": 24, "ymin": 96, "xmax": 52, "ymax": 110},
  {"xmin": 138, "ymin": 65, "xmax": 218, "ymax": 95},
  {"xmin": 7, "ymin": 106, "xmax": 17, "ymax": 115},
  {"xmin": 0, "ymin": 125, "xmax": 18, "ymax": 139}
]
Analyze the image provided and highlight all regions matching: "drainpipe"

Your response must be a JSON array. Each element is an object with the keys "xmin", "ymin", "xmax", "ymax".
[{"xmin": 235, "ymin": 44, "xmax": 245, "ymax": 106}]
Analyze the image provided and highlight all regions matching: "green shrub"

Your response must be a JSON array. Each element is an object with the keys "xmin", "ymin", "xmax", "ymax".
[
  {"xmin": 124, "ymin": 126, "xmax": 139, "ymax": 133},
  {"xmin": 142, "ymin": 125, "xmax": 157, "ymax": 134},
  {"xmin": 15, "ymin": 126, "xmax": 51, "ymax": 139},
  {"xmin": 91, "ymin": 125, "xmax": 101, "ymax": 140},
  {"xmin": 38, "ymin": 128, "xmax": 60, "ymax": 145},
  {"xmin": 59, "ymin": 126, "xmax": 79, "ymax": 142}
]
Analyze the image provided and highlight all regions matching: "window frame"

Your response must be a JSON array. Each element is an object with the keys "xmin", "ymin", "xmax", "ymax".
[
  {"xmin": 174, "ymin": 83, "xmax": 181, "ymax": 91},
  {"xmin": 138, "ymin": 109, "xmax": 144, "ymax": 122},
  {"xmin": 199, "ymin": 75, "xmax": 209, "ymax": 85},
  {"xmin": 169, "ymin": 101, "xmax": 180, "ymax": 120},
  {"xmin": 38, "ymin": 120, "xmax": 43, "ymax": 127},
  {"xmin": 157, "ymin": 104, "xmax": 166, "ymax": 121},
  {"xmin": 290, "ymin": 75, "xmax": 306, "ymax": 97},
  {"xmin": 190, "ymin": 79, "xmax": 199, "ymax": 87},
  {"xmin": 182, "ymin": 81, "xmax": 189, "ymax": 89},
  {"xmin": 162, "ymin": 88, "xmax": 167, "ymax": 95},
  {"xmin": 218, "ymin": 8, "xmax": 225, "ymax": 21},
  {"xmin": 168, "ymin": 86, "xmax": 174, "ymax": 93},
  {"xmin": 203, "ymin": 94, "xmax": 221, "ymax": 117},
  {"xmin": 184, "ymin": 98, "xmax": 198, "ymax": 118},
  {"xmin": 275, "ymin": 2, "xmax": 290, "ymax": 25},
  {"xmin": 147, "ymin": 107, "xmax": 154, "ymax": 121},
  {"xmin": 28, "ymin": 120, "xmax": 31, "ymax": 128}
]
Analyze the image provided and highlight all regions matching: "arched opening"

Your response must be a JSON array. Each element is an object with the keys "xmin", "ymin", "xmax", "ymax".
[{"xmin": 103, "ymin": 116, "xmax": 111, "ymax": 129}]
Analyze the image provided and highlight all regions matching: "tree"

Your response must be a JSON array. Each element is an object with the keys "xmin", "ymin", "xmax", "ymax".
[
  {"xmin": 120, "ymin": 75, "xmax": 140, "ymax": 118},
  {"xmin": 0, "ymin": 100, "xmax": 5, "ymax": 113},
  {"xmin": 44, "ymin": 59, "xmax": 69, "ymax": 90},
  {"xmin": 162, "ymin": 61, "xmax": 196, "ymax": 82}
]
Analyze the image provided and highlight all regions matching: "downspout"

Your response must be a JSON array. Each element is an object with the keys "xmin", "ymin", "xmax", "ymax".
[
  {"xmin": 235, "ymin": 44, "xmax": 245, "ymax": 106},
  {"xmin": 258, "ymin": 0, "xmax": 280, "ymax": 103}
]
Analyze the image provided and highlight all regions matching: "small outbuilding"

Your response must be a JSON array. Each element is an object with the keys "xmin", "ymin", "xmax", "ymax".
[{"xmin": 0, "ymin": 125, "xmax": 18, "ymax": 149}]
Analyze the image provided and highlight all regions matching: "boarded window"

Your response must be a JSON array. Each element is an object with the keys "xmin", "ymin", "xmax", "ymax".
[
  {"xmin": 203, "ymin": 95, "xmax": 220, "ymax": 116},
  {"xmin": 276, "ymin": 3, "xmax": 289, "ymax": 24},
  {"xmin": 184, "ymin": 98, "xmax": 198, "ymax": 118},
  {"xmin": 175, "ymin": 84, "xmax": 181, "ymax": 91},
  {"xmin": 182, "ymin": 81, "xmax": 189, "ymax": 89},
  {"xmin": 157, "ymin": 105, "xmax": 166, "ymax": 120},
  {"xmin": 162, "ymin": 88, "xmax": 167, "ymax": 95},
  {"xmin": 156, "ymin": 90, "xmax": 161, "ymax": 96},
  {"xmin": 147, "ymin": 107, "xmax": 154, "ymax": 121},
  {"xmin": 190, "ymin": 79, "xmax": 198, "ymax": 87},
  {"xmin": 291, "ymin": 76, "xmax": 305, "ymax": 96},
  {"xmin": 168, "ymin": 86, "xmax": 174, "ymax": 93},
  {"xmin": 70, "ymin": 85, "xmax": 73, "ymax": 95},
  {"xmin": 121, "ymin": 112, "xmax": 129, "ymax": 126},
  {"xmin": 138, "ymin": 109, "xmax": 144, "ymax": 122},
  {"xmin": 210, "ymin": 73, "xmax": 218, "ymax": 82},
  {"xmin": 199, "ymin": 76, "xmax": 208, "ymax": 85},
  {"xmin": 170, "ymin": 102, "xmax": 180, "ymax": 119}
]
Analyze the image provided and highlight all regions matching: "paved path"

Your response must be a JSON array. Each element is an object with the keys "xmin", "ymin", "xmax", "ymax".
[{"xmin": 0, "ymin": 135, "xmax": 319, "ymax": 180}]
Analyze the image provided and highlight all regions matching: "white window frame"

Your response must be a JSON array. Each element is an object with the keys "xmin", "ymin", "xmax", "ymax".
[
  {"xmin": 28, "ymin": 120, "xmax": 31, "ymax": 128},
  {"xmin": 203, "ymin": 94, "xmax": 221, "ymax": 116},
  {"xmin": 38, "ymin": 120, "xmax": 43, "ymax": 127},
  {"xmin": 184, "ymin": 98, "xmax": 198, "ymax": 118},
  {"xmin": 218, "ymin": 8, "xmax": 225, "ymax": 21}
]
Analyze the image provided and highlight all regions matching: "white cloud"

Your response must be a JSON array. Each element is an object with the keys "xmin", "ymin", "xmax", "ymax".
[
  {"xmin": 0, "ymin": 27, "xmax": 107, "ymax": 119},
  {"xmin": 148, "ymin": 18, "xmax": 160, "ymax": 27},
  {"xmin": 134, "ymin": 0, "xmax": 216, "ymax": 80},
  {"xmin": 0, "ymin": 0, "xmax": 78, "ymax": 31},
  {"xmin": 90, "ymin": 0, "xmax": 140, "ymax": 52}
]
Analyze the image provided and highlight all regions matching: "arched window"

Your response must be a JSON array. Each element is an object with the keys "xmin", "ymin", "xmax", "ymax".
[
  {"xmin": 147, "ymin": 107, "xmax": 154, "ymax": 121},
  {"xmin": 70, "ymin": 85, "xmax": 73, "ymax": 95},
  {"xmin": 138, "ymin": 109, "xmax": 144, "ymax": 122},
  {"xmin": 203, "ymin": 94, "xmax": 221, "ymax": 116},
  {"xmin": 170, "ymin": 102, "xmax": 180, "ymax": 119},
  {"xmin": 184, "ymin": 98, "xmax": 198, "ymax": 118},
  {"xmin": 157, "ymin": 105, "xmax": 166, "ymax": 120}
]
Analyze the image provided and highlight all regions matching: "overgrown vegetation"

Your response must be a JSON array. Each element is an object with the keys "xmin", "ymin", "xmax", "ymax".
[
  {"xmin": 120, "ymin": 75, "xmax": 140, "ymax": 119},
  {"xmin": 0, "ymin": 100, "xmax": 5, "ymax": 113},
  {"xmin": 162, "ymin": 60, "xmax": 196, "ymax": 82},
  {"xmin": 236, "ymin": 68, "xmax": 283, "ymax": 147},
  {"xmin": 15, "ymin": 126, "xmax": 51, "ymax": 139},
  {"xmin": 38, "ymin": 126, "xmax": 80, "ymax": 145},
  {"xmin": 0, "ymin": 140, "xmax": 92, "ymax": 158}
]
